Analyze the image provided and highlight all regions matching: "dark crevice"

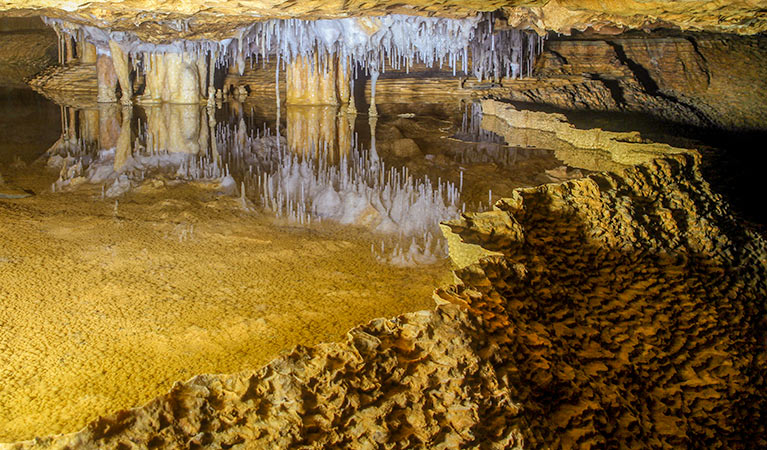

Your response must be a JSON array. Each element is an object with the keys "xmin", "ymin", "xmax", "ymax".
[
  {"xmin": 545, "ymin": 47, "xmax": 570, "ymax": 65},
  {"xmin": 684, "ymin": 36, "xmax": 712, "ymax": 85},
  {"xmin": 605, "ymin": 40, "xmax": 663, "ymax": 96},
  {"xmin": 590, "ymin": 74, "xmax": 626, "ymax": 105},
  {"xmin": 605, "ymin": 39, "xmax": 712, "ymax": 126}
]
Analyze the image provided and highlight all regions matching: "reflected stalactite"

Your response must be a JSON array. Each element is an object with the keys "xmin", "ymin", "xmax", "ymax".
[
  {"xmin": 98, "ymin": 103, "xmax": 121, "ymax": 149},
  {"xmin": 146, "ymin": 104, "xmax": 203, "ymax": 154},
  {"xmin": 38, "ymin": 101, "xmax": 541, "ymax": 266},
  {"xmin": 81, "ymin": 108, "xmax": 100, "ymax": 144},
  {"xmin": 286, "ymin": 106, "xmax": 351, "ymax": 162},
  {"xmin": 114, "ymin": 106, "xmax": 133, "ymax": 170}
]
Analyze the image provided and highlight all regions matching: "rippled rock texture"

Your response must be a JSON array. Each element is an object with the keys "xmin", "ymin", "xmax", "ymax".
[
  {"xmin": 8, "ymin": 103, "xmax": 766, "ymax": 449},
  {"xmin": 440, "ymin": 153, "xmax": 767, "ymax": 447}
]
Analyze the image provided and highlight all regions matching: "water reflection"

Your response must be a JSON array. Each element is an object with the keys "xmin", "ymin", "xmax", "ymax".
[{"xmin": 44, "ymin": 99, "xmax": 575, "ymax": 266}]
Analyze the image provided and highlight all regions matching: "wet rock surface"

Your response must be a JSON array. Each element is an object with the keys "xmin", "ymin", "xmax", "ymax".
[
  {"xmin": 7, "ymin": 103, "xmax": 766, "ymax": 449},
  {"xmin": 10, "ymin": 306, "xmax": 522, "ymax": 449}
]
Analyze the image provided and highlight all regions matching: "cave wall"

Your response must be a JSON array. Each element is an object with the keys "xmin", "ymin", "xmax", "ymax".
[
  {"xmin": 0, "ymin": 17, "xmax": 56, "ymax": 88},
  {"xmin": 509, "ymin": 32, "xmax": 767, "ymax": 131}
]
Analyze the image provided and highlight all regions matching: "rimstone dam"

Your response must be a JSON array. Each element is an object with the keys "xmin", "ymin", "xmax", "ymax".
[{"xmin": 0, "ymin": 0, "xmax": 766, "ymax": 448}]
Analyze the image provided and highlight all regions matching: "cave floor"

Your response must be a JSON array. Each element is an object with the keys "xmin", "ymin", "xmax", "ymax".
[{"xmin": 0, "ymin": 168, "xmax": 455, "ymax": 441}]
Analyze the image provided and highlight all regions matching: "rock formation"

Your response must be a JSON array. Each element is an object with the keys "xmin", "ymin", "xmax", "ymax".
[
  {"xmin": 502, "ymin": 33, "xmax": 767, "ymax": 130},
  {"xmin": 0, "ymin": 18, "xmax": 55, "ymax": 87}
]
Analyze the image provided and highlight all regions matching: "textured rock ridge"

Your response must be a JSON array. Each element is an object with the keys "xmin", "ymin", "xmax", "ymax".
[
  {"xmin": 6, "ymin": 104, "xmax": 767, "ymax": 449},
  {"xmin": 0, "ymin": 18, "xmax": 55, "ymax": 87},
  {"xmin": 6, "ymin": 307, "xmax": 523, "ymax": 449}
]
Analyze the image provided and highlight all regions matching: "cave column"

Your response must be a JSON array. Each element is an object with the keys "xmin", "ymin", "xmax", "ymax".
[
  {"xmin": 196, "ymin": 53, "xmax": 208, "ymax": 98},
  {"xmin": 336, "ymin": 58, "xmax": 351, "ymax": 107},
  {"xmin": 138, "ymin": 52, "xmax": 202, "ymax": 104},
  {"xmin": 140, "ymin": 53, "xmax": 163, "ymax": 104},
  {"xmin": 64, "ymin": 36, "xmax": 75, "ymax": 63},
  {"xmin": 80, "ymin": 42, "xmax": 97, "ymax": 64},
  {"xmin": 165, "ymin": 52, "xmax": 201, "ymax": 104},
  {"xmin": 109, "ymin": 41, "xmax": 133, "ymax": 105},
  {"xmin": 286, "ymin": 54, "xmax": 349, "ymax": 106},
  {"xmin": 97, "ymin": 53, "xmax": 118, "ymax": 103}
]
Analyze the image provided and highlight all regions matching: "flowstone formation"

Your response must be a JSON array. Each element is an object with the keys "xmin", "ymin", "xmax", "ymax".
[{"xmin": 6, "ymin": 102, "xmax": 766, "ymax": 449}]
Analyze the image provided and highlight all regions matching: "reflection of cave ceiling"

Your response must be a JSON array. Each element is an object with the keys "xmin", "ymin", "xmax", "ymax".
[{"xmin": 1, "ymin": 0, "xmax": 767, "ymax": 42}]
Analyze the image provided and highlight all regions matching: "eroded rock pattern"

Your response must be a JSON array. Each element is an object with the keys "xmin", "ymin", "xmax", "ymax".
[
  {"xmin": 9, "ymin": 307, "xmax": 523, "ymax": 449},
  {"xmin": 441, "ymin": 153, "xmax": 767, "ymax": 447},
  {"xmin": 0, "ymin": 18, "xmax": 56, "ymax": 87}
]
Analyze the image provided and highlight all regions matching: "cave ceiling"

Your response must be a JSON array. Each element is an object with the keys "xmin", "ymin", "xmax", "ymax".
[{"xmin": 0, "ymin": 0, "xmax": 766, "ymax": 42}]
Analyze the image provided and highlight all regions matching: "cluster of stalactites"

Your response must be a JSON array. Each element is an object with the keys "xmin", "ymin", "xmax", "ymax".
[
  {"xmin": 42, "ymin": 13, "xmax": 545, "ymax": 105},
  {"xmin": 225, "ymin": 14, "xmax": 543, "ymax": 81},
  {"xmin": 470, "ymin": 20, "xmax": 546, "ymax": 81}
]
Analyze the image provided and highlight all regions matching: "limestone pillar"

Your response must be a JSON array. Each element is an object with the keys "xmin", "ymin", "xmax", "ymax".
[
  {"xmin": 336, "ymin": 58, "xmax": 351, "ymax": 105},
  {"xmin": 196, "ymin": 53, "xmax": 208, "ymax": 98},
  {"xmin": 64, "ymin": 36, "xmax": 75, "ymax": 63},
  {"xmin": 368, "ymin": 68, "xmax": 379, "ymax": 117},
  {"xmin": 166, "ymin": 53, "xmax": 201, "ymax": 104},
  {"xmin": 139, "ymin": 52, "xmax": 204, "ymax": 104},
  {"xmin": 140, "ymin": 52, "xmax": 164, "ymax": 104}
]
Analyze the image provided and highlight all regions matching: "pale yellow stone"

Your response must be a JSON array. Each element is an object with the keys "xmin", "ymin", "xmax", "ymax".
[{"xmin": 439, "ymin": 224, "xmax": 503, "ymax": 269}]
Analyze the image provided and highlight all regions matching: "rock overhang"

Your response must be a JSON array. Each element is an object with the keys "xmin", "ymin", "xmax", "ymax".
[{"xmin": 1, "ymin": 0, "xmax": 767, "ymax": 44}]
